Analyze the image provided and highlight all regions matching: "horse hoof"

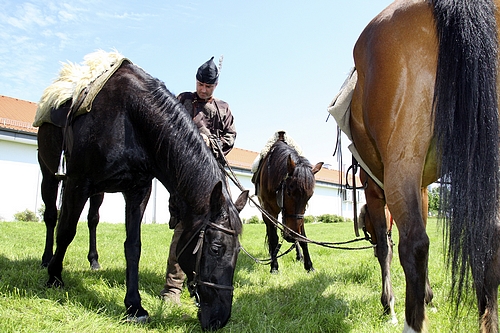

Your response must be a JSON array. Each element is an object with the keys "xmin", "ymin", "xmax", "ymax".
[
  {"xmin": 90, "ymin": 262, "xmax": 101, "ymax": 270},
  {"xmin": 428, "ymin": 305, "xmax": 438, "ymax": 313},
  {"xmin": 307, "ymin": 267, "xmax": 315, "ymax": 273},
  {"xmin": 46, "ymin": 277, "xmax": 64, "ymax": 288},
  {"xmin": 125, "ymin": 314, "xmax": 149, "ymax": 324},
  {"xmin": 270, "ymin": 268, "xmax": 279, "ymax": 274},
  {"xmin": 389, "ymin": 315, "xmax": 398, "ymax": 325}
]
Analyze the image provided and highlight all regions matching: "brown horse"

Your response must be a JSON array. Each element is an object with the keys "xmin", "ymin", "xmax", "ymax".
[
  {"xmin": 254, "ymin": 133, "xmax": 323, "ymax": 273},
  {"xmin": 349, "ymin": 0, "xmax": 500, "ymax": 332}
]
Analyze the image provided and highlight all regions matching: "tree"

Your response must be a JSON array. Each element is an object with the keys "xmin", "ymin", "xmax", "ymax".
[{"xmin": 428, "ymin": 186, "xmax": 440, "ymax": 216}]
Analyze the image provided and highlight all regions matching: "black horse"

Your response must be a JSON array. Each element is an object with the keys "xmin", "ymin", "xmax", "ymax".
[
  {"xmin": 254, "ymin": 133, "xmax": 322, "ymax": 273},
  {"xmin": 37, "ymin": 53, "xmax": 248, "ymax": 330},
  {"xmin": 37, "ymin": 100, "xmax": 104, "ymax": 270}
]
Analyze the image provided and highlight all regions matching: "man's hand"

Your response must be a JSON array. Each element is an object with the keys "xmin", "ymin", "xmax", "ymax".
[{"xmin": 200, "ymin": 133, "xmax": 211, "ymax": 146}]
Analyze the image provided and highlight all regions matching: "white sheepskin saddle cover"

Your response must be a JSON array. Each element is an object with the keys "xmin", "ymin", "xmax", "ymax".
[
  {"xmin": 251, "ymin": 131, "xmax": 303, "ymax": 174},
  {"xmin": 33, "ymin": 50, "xmax": 130, "ymax": 127},
  {"xmin": 327, "ymin": 68, "xmax": 383, "ymax": 188}
]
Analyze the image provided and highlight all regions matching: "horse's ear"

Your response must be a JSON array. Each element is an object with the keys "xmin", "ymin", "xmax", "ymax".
[
  {"xmin": 312, "ymin": 162, "xmax": 324, "ymax": 174},
  {"xmin": 209, "ymin": 181, "xmax": 224, "ymax": 214},
  {"xmin": 287, "ymin": 155, "xmax": 296, "ymax": 175},
  {"xmin": 234, "ymin": 190, "xmax": 249, "ymax": 212}
]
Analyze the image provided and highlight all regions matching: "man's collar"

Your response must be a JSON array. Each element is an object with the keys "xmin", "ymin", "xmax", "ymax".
[{"xmin": 194, "ymin": 92, "xmax": 213, "ymax": 103}]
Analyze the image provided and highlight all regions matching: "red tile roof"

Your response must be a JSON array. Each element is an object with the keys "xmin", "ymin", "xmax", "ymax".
[
  {"xmin": 0, "ymin": 95, "xmax": 37, "ymax": 133},
  {"xmin": 0, "ymin": 94, "xmax": 354, "ymax": 186}
]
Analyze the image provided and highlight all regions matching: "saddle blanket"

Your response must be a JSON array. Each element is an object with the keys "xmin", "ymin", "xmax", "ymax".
[
  {"xmin": 33, "ymin": 50, "xmax": 130, "ymax": 127},
  {"xmin": 327, "ymin": 68, "xmax": 384, "ymax": 189},
  {"xmin": 251, "ymin": 130, "xmax": 303, "ymax": 174}
]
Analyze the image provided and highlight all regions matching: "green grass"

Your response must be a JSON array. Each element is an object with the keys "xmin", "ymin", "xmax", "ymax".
[{"xmin": 0, "ymin": 219, "xmax": 480, "ymax": 332}]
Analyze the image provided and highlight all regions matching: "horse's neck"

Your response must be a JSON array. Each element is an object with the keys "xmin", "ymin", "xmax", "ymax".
[
  {"xmin": 141, "ymin": 108, "xmax": 221, "ymax": 212},
  {"xmin": 121, "ymin": 68, "xmax": 222, "ymax": 213}
]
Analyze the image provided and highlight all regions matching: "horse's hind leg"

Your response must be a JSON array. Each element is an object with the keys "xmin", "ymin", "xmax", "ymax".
[
  {"xmin": 361, "ymin": 171, "xmax": 396, "ymax": 324},
  {"xmin": 87, "ymin": 193, "xmax": 104, "ymax": 270},
  {"xmin": 390, "ymin": 190, "xmax": 429, "ymax": 333},
  {"xmin": 40, "ymin": 165, "xmax": 59, "ymax": 268}
]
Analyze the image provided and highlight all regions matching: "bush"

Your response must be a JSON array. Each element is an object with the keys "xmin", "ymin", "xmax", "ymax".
[
  {"xmin": 244, "ymin": 215, "xmax": 263, "ymax": 224},
  {"xmin": 14, "ymin": 209, "xmax": 39, "ymax": 222},
  {"xmin": 241, "ymin": 214, "xmax": 352, "ymax": 224},
  {"xmin": 37, "ymin": 204, "xmax": 45, "ymax": 221},
  {"xmin": 317, "ymin": 214, "xmax": 346, "ymax": 223},
  {"xmin": 303, "ymin": 215, "xmax": 315, "ymax": 224}
]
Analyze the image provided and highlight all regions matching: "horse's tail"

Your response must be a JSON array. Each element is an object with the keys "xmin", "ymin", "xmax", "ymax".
[{"xmin": 432, "ymin": 0, "xmax": 499, "ymax": 306}]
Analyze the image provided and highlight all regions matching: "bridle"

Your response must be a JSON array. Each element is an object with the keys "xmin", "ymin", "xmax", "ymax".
[
  {"xmin": 276, "ymin": 174, "xmax": 305, "ymax": 224},
  {"xmin": 176, "ymin": 214, "xmax": 238, "ymax": 307}
]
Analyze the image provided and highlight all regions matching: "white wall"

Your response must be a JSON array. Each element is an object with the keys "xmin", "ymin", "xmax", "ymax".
[
  {"xmin": 226, "ymin": 169, "xmax": 365, "ymax": 222},
  {"xmin": 0, "ymin": 135, "xmax": 41, "ymax": 221},
  {"xmin": 0, "ymin": 131, "xmax": 364, "ymax": 223}
]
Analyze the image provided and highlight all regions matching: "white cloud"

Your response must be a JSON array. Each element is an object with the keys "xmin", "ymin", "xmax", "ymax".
[
  {"xmin": 96, "ymin": 11, "xmax": 156, "ymax": 21},
  {"xmin": 58, "ymin": 2, "xmax": 86, "ymax": 22},
  {"xmin": 5, "ymin": 3, "xmax": 56, "ymax": 30}
]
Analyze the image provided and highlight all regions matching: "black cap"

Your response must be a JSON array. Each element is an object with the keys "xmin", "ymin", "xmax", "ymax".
[{"xmin": 196, "ymin": 57, "xmax": 219, "ymax": 84}]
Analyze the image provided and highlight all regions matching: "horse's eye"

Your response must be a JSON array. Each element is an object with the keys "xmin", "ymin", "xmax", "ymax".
[{"xmin": 209, "ymin": 243, "xmax": 223, "ymax": 256}]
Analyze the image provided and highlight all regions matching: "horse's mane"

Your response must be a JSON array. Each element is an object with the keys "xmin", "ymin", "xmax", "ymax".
[{"xmin": 267, "ymin": 141, "xmax": 315, "ymax": 193}]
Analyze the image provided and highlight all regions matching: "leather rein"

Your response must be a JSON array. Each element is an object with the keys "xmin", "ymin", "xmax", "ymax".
[{"xmin": 211, "ymin": 140, "xmax": 375, "ymax": 254}]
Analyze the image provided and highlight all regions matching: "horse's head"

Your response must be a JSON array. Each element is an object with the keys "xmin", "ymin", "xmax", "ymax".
[
  {"xmin": 281, "ymin": 156, "xmax": 323, "ymax": 242},
  {"xmin": 177, "ymin": 181, "xmax": 248, "ymax": 331}
]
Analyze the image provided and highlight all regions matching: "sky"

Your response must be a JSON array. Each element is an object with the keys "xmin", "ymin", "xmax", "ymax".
[{"xmin": 0, "ymin": 0, "xmax": 391, "ymax": 169}]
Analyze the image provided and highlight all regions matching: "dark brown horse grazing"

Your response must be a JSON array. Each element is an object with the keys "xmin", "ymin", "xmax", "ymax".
[
  {"xmin": 37, "ymin": 100, "xmax": 104, "ymax": 270},
  {"xmin": 349, "ymin": 0, "xmax": 500, "ymax": 331},
  {"xmin": 255, "ymin": 133, "xmax": 322, "ymax": 273},
  {"xmin": 37, "ymin": 52, "xmax": 248, "ymax": 331}
]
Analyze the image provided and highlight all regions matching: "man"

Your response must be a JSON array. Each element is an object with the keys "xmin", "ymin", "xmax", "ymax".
[{"xmin": 160, "ymin": 56, "xmax": 237, "ymax": 304}]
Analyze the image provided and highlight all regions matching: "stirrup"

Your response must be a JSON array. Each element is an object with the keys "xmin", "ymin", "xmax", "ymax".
[{"xmin": 55, "ymin": 151, "xmax": 67, "ymax": 180}]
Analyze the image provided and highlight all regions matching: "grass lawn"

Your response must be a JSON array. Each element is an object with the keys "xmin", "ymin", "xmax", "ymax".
[{"xmin": 0, "ymin": 219, "xmax": 479, "ymax": 332}]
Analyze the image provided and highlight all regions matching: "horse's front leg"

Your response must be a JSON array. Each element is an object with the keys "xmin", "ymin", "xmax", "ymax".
[
  {"xmin": 299, "ymin": 228, "xmax": 314, "ymax": 272},
  {"xmin": 295, "ymin": 243, "xmax": 303, "ymax": 262},
  {"xmin": 87, "ymin": 193, "xmax": 104, "ymax": 270},
  {"xmin": 123, "ymin": 185, "xmax": 151, "ymax": 322},
  {"xmin": 47, "ymin": 180, "xmax": 88, "ymax": 287},
  {"xmin": 420, "ymin": 187, "xmax": 434, "ymax": 307},
  {"xmin": 264, "ymin": 215, "xmax": 280, "ymax": 274},
  {"xmin": 376, "ymin": 230, "xmax": 396, "ymax": 324},
  {"xmin": 370, "ymin": 206, "xmax": 396, "ymax": 323}
]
